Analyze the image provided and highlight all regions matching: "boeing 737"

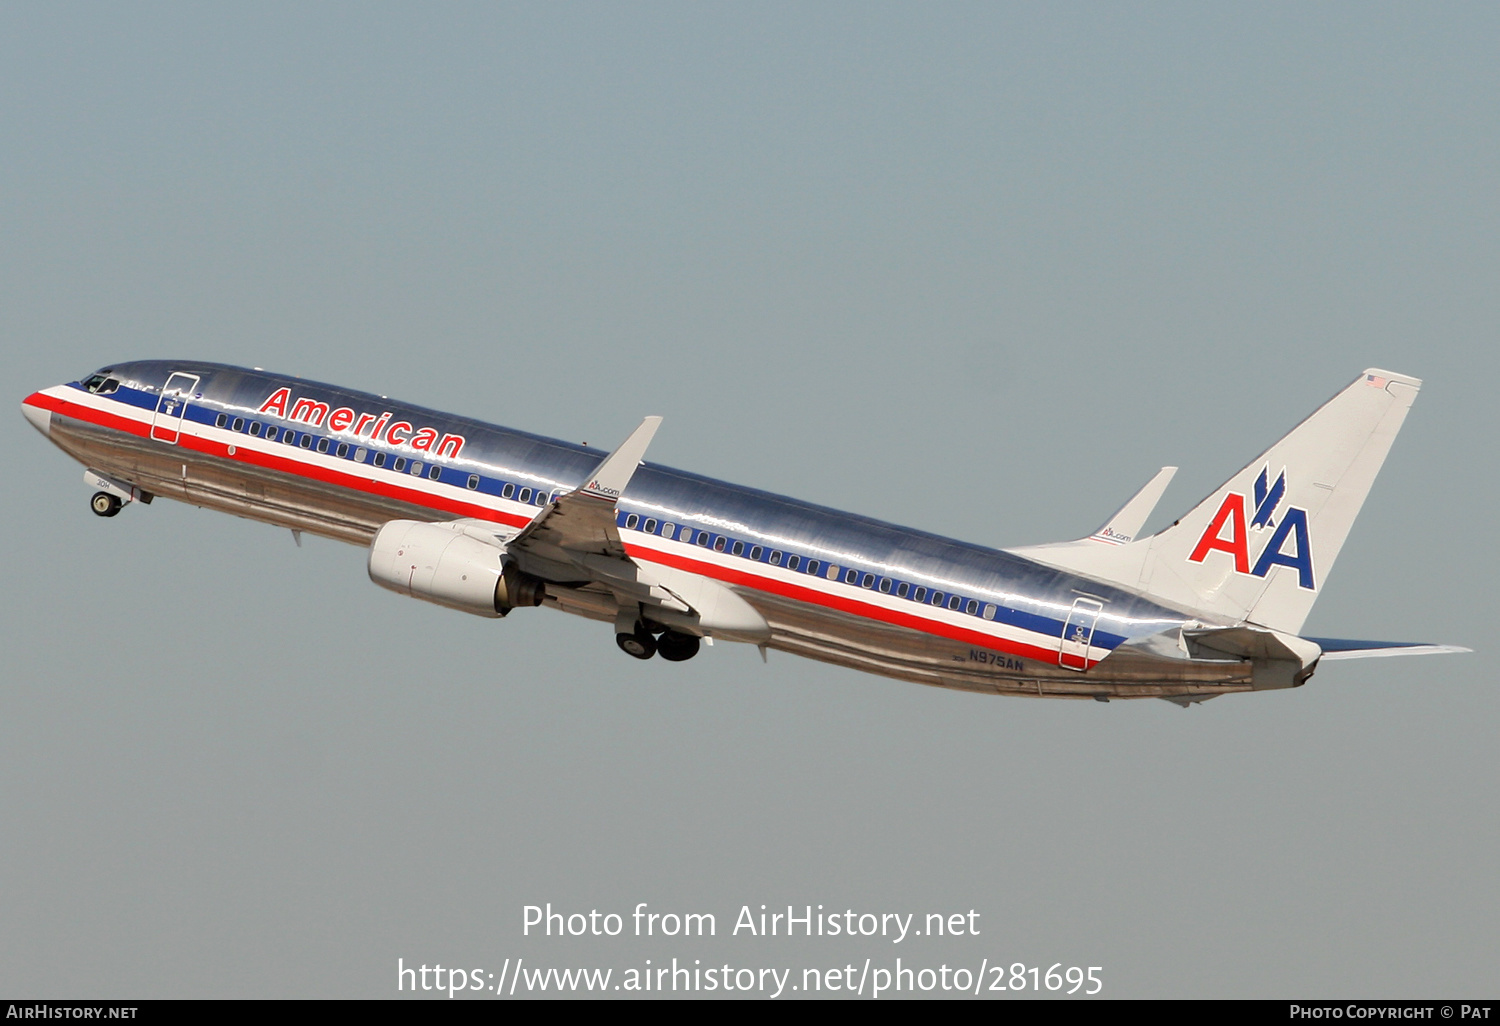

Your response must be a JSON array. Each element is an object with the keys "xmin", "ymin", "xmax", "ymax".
[{"xmin": 20, "ymin": 362, "xmax": 1466, "ymax": 704}]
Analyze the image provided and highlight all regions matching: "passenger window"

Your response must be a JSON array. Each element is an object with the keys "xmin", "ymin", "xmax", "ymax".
[
  {"xmin": 518, "ymin": 487, "xmax": 531, "ymax": 503},
  {"xmin": 663, "ymin": 523, "xmax": 675, "ymax": 538},
  {"xmin": 769, "ymin": 550, "xmax": 782, "ymax": 566},
  {"xmin": 410, "ymin": 461, "xmax": 423, "ymax": 475},
  {"xmin": 641, "ymin": 519, "xmax": 656, "ymax": 534},
  {"xmin": 713, "ymin": 537, "xmax": 726, "ymax": 552},
  {"xmin": 466, "ymin": 474, "xmax": 479, "ymax": 489},
  {"xmin": 250, "ymin": 422, "xmax": 262, "ymax": 437},
  {"xmin": 965, "ymin": 599, "xmax": 978, "ymax": 615},
  {"xmin": 233, "ymin": 418, "xmax": 245, "ymax": 432},
  {"xmin": 696, "ymin": 532, "xmax": 709, "ymax": 547},
  {"xmin": 502, "ymin": 483, "xmax": 514, "ymax": 499},
  {"xmin": 786, "ymin": 554, "xmax": 799, "ymax": 570},
  {"xmin": 826, "ymin": 564, "xmax": 839, "ymax": 580},
  {"xmin": 266, "ymin": 426, "xmax": 279, "ymax": 441},
  {"xmin": 394, "ymin": 457, "xmax": 406, "ymax": 472},
  {"xmin": 625, "ymin": 514, "xmax": 639, "ymax": 530},
  {"xmin": 677, "ymin": 527, "xmax": 692, "ymax": 543},
  {"xmin": 805, "ymin": 559, "xmax": 818, "ymax": 575},
  {"xmin": 731, "ymin": 541, "xmax": 743, "ymax": 556},
  {"xmin": 354, "ymin": 447, "xmax": 366, "ymax": 462},
  {"xmin": 750, "ymin": 546, "xmax": 763, "ymax": 561},
  {"xmin": 861, "ymin": 573, "xmax": 875, "ymax": 589},
  {"xmin": 948, "ymin": 595, "xmax": 962, "ymax": 610},
  {"xmin": 318, "ymin": 438, "xmax": 331, "ymax": 454},
  {"xmin": 930, "ymin": 591, "xmax": 943, "ymax": 606},
  {"xmin": 897, "ymin": 582, "xmax": 909, "ymax": 598},
  {"xmin": 336, "ymin": 443, "xmax": 348, "ymax": 458},
  {"xmin": 914, "ymin": 587, "xmax": 927, "ymax": 602},
  {"xmin": 374, "ymin": 452, "xmax": 386, "ymax": 468},
  {"xmin": 301, "ymin": 435, "xmax": 313, "ymax": 449},
  {"xmin": 843, "ymin": 568, "xmax": 857, "ymax": 584},
  {"xmin": 879, "ymin": 578, "xmax": 891, "ymax": 593},
  {"xmin": 536, "ymin": 491, "xmax": 547, "ymax": 505},
  {"xmin": 983, "ymin": 603, "xmax": 997, "ymax": 620},
  {"xmin": 215, "ymin": 413, "xmax": 227, "ymax": 428},
  {"xmin": 285, "ymin": 431, "xmax": 297, "ymax": 445},
  {"xmin": 429, "ymin": 465, "xmax": 441, "ymax": 480}
]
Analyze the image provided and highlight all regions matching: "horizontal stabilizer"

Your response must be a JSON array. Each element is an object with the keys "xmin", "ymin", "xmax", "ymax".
[
  {"xmin": 1183, "ymin": 625, "xmax": 1318, "ymax": 664},
  {"xmin": 1309, "ymin": 638, "xmax": 1473, "ymax": 661}
]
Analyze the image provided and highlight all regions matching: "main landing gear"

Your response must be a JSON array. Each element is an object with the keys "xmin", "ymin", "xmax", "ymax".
[
  {"xmin": 616, "ymin": 626, "xmax": 657, "ymax": 660},
  {"xmin": 656, "ymin": 630, "xmax": 701, "ymax": 662},
  {"xmin": 615, "ymin": 621, "xmax": 702, "ymax": 662},
  {"xmin": 90, "ymin": 491, "xmax": 122, "ymax": 518}
]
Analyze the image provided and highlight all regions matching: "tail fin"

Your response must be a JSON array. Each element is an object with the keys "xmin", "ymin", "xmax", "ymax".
[
  {"xmin": 1143, "ymin": 369, "xmax": 1419, "ymax": 632},
  {"xmin": 1011, "ymin": 369, "xmax": 1421, "ymax": 634}
]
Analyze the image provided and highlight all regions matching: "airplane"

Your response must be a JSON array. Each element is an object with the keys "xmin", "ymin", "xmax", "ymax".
[{"xmin": 20, "ymin": 362, "xmax": 1467, "ymax": 705}]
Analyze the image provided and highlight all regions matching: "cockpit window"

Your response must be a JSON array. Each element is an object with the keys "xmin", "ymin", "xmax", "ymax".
[{"xmin": 82, "ymin": 372, "xmax": 120, "ymax": 394}]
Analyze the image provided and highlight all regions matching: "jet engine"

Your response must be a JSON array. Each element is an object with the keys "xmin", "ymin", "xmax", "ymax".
[{"xmin": 368, "ymin": 519, "xmax": 545, "ymax": 618}]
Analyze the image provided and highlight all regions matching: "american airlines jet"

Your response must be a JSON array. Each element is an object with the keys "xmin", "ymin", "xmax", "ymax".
[{"xmin": 21, "ymin": 362, "xmax": 1465, "ymax": 705}]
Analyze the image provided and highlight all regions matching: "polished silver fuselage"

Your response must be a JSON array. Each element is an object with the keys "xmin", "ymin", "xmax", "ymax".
[{"xmin": 28, "ymin": 360, "xmax": 1260, "ymax": 700}]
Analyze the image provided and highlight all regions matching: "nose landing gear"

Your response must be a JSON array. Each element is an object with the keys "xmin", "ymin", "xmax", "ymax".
[{"xmin": 90, "ymin": 491, "xmax": 122, "ymax": 518}]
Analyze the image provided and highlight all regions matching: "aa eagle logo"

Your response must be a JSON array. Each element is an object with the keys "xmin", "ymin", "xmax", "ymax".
[{"xmin": 1187, "ymin": 466, "xmax": 1316, "ymax": 590}]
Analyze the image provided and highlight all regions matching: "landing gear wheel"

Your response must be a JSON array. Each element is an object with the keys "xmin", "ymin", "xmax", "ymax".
[
  {"xmin": 657, "ymin": 631, "xmax": 701, "ymax": 662},
  {"xmin": 90, "ymin": 491, "xmax": 121, "ymax": 518},
  {"xmin": 616, "ymin": 630, "xmax": 657, "ymax": 660}
]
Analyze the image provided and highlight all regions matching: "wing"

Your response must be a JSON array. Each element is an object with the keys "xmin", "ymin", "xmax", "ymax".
[
  {"xmin": 485, "ymin": 416, "xmax": 769, "ymax": 641},
  {"xmin": 505, "ymin": 416, "xmax": 661, "ymax": 571}
]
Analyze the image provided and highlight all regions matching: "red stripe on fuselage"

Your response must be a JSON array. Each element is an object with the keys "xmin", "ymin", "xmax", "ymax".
[
  {"xmin": 625, "ymin": 543, "xmax": 1070, "ymax": 667},
  {"xmin": 31, "ymin": 389, "xmax": 530, "ymax": 528},
  {"xmin": 37, "ymin": 389, "xmax": 1079, "ymax": 667},
  {"xmin": 27, "ymin": 390, "xmax": 150, "ymax": 439}
]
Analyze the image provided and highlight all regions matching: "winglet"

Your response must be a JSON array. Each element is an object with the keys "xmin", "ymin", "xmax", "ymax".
[
  {"xmin": 579, "ymin": 416, "xmax": 662, "ymax": 501},
  {"xmin": 1089, "ymin": 466, "xmax": 1177, "ymax": 545}
]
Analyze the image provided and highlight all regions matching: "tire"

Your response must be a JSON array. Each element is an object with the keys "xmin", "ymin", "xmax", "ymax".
[
  {"xmin": 657, "ymin": 631, "xmax": 701, "ymax": 662},
  {"xmin": 90, "ymin": 491, "xmax": 121, "ymax": 518},
  {"xmin": 616, "ymin": 631, "xmax": 657, "ymax": 660}
]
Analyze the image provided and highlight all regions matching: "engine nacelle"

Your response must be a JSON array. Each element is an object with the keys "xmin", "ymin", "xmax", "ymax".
[{"xmin": 368, "ymin": 520, "xmax": 545, "ymax": 618}]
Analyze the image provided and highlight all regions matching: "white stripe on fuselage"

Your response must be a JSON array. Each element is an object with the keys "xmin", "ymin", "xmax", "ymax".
[{"xmin": 54, "ymin": 383, "xmax": 1102, "ymax": 666}]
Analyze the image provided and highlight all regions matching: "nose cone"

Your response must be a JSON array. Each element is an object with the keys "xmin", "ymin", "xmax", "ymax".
[{"xmin": 21, "ymin": 393, "xmax": 52, "ymax": 437}]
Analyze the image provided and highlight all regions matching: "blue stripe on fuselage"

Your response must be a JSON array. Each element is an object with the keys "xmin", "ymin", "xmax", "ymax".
[{"xmin": 67, "ymin": 364, "xmax": 1185, "ymax": 654}]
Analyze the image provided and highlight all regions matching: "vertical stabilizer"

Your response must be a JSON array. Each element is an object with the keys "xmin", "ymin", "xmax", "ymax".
[
  {"xmin": 1137, "ymin": 370, "xmax": 1420, "ymax": 633},
  {"xmin": 1008, "ymin": 370, "xmax": 1421, "ymax": 636}
]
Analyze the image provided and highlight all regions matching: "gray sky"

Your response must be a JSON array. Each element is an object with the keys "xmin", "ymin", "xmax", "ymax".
[{"xmin": 2, "ymin": 3, "xmax": 1495, "ymax": 999}]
